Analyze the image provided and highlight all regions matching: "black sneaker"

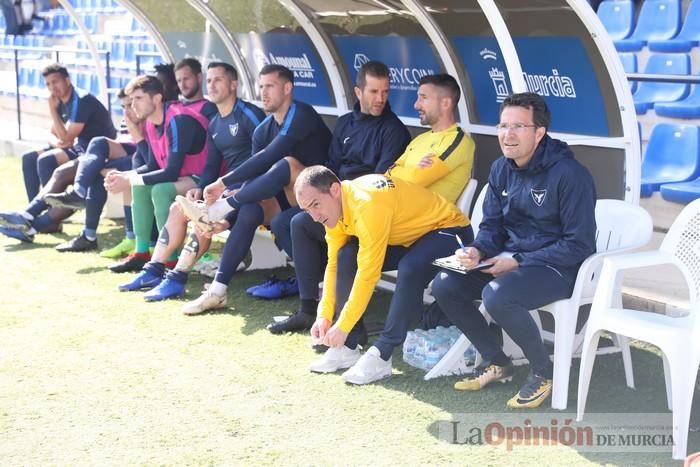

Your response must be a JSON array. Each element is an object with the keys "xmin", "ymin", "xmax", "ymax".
[
  {"xmin": 267, "ymin": 310, "xmax": 315, "ymax": 334},
  {"xmin": 109, "ymin": 252, "xmax": 151, "ymax": 273},
  {"xmin": 56, "ymin": 233, "xmax": 97, "ymax": 252},
  {"xmin": 45, "ymin": 189, "xmax": 86, "ymax": 210}
]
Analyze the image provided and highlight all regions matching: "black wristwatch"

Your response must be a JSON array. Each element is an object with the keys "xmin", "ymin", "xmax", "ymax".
[{"xmin": 512, "ymin": 253, "xmax": 524, "ymax": 264}]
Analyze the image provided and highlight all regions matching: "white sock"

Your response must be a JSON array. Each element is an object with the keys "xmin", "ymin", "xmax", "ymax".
[
  {"xmin": 208, "ymin": 198, "xmax": 235, "ymax": 222},
  {"xmin": 208, "ymin": 281, "xmax": 227, "ymax": 296}
]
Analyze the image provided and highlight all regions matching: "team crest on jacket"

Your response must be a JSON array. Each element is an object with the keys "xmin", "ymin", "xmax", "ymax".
[
  {"xmin": 229, "ymin": 123, "xmax": 239, "ymax": 137},
  {"xmin": 531, "ymin": 189, "xmax": 547, "ymax": 206},
  {"xmin": 372, "ymin": 177, "xmax": 395, "ymax": 190}
]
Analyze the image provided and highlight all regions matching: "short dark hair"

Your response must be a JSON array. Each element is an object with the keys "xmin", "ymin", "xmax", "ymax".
[
  {"xmin": 418, "ymin": 74, "xmax": 461, "ymax": 108},
  {"xmin": 175, "ymin": 57, "xmax": 202, "ymax": 74},
  {"xmin": 154, "ymin": 62, "xmax": 176, "ymax": 83},
  {"xmin": 356, "ymin": 60, "xmax": 389, "ymax": 89},
  {"xmin": 42, "ymin": 63, "xmax": 69, "ymax": 78},
  {"xmin": 500, "ymin": 92, "xmax": 551, "ymax": 130},
  {"xmin": 260, "ymin": 64, "xmax": 294, "ymax": 85},
  {"xmin": 117, "ymin": 87, "xmax": 127, "ymax": 99},
  {"xmin": 295, "ymin": 165, "xmax": 340, "ymax": 194},
  {"xmin": 208, "ymin": 61, "xmax": 238, "ymax": 81},
  {"xmin": 126, "ymin": 75, "xmax": 164, "ymax": 97},
  {"xmin": 154, "ymin": 62, "xmax": 174, "ymax": 77}
]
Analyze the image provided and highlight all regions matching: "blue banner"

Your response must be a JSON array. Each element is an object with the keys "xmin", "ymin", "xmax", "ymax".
[
  {"xmin": 332, "ymin": 35, "xmax": 443, "ymax": 118},
  {"xmin": 454, "ymin": 36, "xmax": 609, "ymax": 136},
  {"xmin": 235, "ymin": 32, "xmax": 333, "ymax": 107}
]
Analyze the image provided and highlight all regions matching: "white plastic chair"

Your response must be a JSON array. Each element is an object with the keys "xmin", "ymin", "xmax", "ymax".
[
  {"xmin": 426, "ymin": 197, "xmax": 654, "ymax": 410},
  {"xmin": 455, "ymin": 178, "xmax": 479, "ymax": 219},
  {"xmin": 577, "ymin": 198, "xmax": 700, "ymax": 460}
]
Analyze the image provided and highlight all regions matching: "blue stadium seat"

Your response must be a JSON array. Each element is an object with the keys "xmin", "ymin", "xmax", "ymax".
[
  {"xmin": 615, "ymin": 0, "xmax": 682, "ymax": 52},
  {"xmin": 660, "ymin": 176, "xmax": 700, "ymax": 204},
  {"xmin": 110, "ymin": 40, "xmax": 125, "ymax": 64},
  {"xmin": 640, "ymin": 123, "xmax": 700, "ymax": 197},
  {"xmin": 123, "ymin": 41, "xmax": 136, "ymax": 66},
  {"xmin": 597, "ymin": 0, "xmax": 634, "ymax": 40},
  {"xmin": 55, "ymin": 13, "xmax": 76, "ymax": 38},
  {"xmin": 82, "ymin": 13, "xmax": 97, "ymax": 33},
  {"xmin": 618, "ymin": 52, "xmax": 638, "ymax": 93},
  {"xmin": 89, "ymin": 74, "xmax": 100, "ymax": 96},
  {"xmin": 633, "ymin": 52, "xmax": 690, "ymax": 114},
  {"xmin": 648, "ymin": 0, "xmax": 700, "ymax": 52},
  {"xmin": 18, "ymin": 68, "xmax": 30, "ymax": 91},
  {"xmin": 655, "ymin": 84, "xmax": 700, "ymax": 118},
  {"xmin": 30, "ymin": 68, "xmax": 42, "ymax": 88},
  {"xmin": 75, "ymin": 72, "xmax": 89, "ymax": 93}
]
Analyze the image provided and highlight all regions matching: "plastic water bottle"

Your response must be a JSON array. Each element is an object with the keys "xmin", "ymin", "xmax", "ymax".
[
  {"xmin": 464, "ymin": 343, "xmax": 477, "ymax": 366},
  {"xmin": 446, "ymin": 326, "xmax": 459, "ymax": 347},
  {"xmin": 403, "ymin": 331, "xmax": 417, "ymax": 366},
  {"xmin": 413, "ymin": 330, "xmax": 427, "ymax": 370},
  {"xmin": 424, "ymin": 335, "xmax": 441, "ymax": 370},
  {"xmin": 437, "ymin": 335, "xmax": 450, "ymax": 360}
]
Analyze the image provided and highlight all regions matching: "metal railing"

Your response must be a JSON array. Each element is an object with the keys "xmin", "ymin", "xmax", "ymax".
[{"xmin": 626, "ymin": 73, "xmax": 700, "ymax": 84}]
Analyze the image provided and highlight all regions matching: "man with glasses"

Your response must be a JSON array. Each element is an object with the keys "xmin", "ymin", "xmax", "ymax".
[{"xmin": 431, "ymin": 92, "xmax": 596, "ymax": 409}]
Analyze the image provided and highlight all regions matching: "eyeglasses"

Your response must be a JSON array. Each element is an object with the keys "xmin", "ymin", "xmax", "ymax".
[{"xmin": 495, "ymin": 123, "xmax": 538, "ymax": 132}]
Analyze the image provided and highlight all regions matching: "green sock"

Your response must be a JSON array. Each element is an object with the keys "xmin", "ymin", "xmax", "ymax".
[
  {"xmin": 131, "ymin": 185, "xmax": 155, "ymax": 254},
  {"xmin": 151, "ymin": 182, "xmax": 177, "ymax": 230}
]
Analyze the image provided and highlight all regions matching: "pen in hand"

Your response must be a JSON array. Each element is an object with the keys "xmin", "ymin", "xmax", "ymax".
[
  {"xmin": 438, "ymin": 231, "xmax": 469, "ymax": 254},
  {"xmin": 455, "ymin": 234, "xmax": 466, "ymax": 251}
]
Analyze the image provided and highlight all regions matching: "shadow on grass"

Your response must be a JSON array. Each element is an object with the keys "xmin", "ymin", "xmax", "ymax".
[
  {"xmin": 1, "ymin": 239, "xmax": 65, "ymax": 251},
  {"xmin": 76, "ymin": 266, "xmax": 109, "ymax": 274},
  {"xmin": 180, "ymin": 266, "xmax": 300, "ymax": 335}
]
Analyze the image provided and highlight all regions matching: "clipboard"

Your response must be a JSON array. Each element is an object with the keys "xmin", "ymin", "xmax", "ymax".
[{"xmin": 432, "ymin": 255, "xmax": 492, "ymax": 274}]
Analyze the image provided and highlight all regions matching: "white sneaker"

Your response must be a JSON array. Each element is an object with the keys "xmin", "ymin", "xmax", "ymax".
[
  {"xmin": 342, "ymin": 346, "xmax": 392, "ymax": 384},
  {"xmin": 182, "ymin": 289, "xmax": 227, "ymax": 315},
  {"xmin": 309, "ymin": 346, "xmax": 361, "ymax": 373},
  {"xmin": 176, "ymin": 195, "xmax": 211, "ymax": 232}
]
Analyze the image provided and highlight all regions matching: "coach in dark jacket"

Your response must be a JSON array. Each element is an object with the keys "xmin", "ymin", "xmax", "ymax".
[
  {"xmin": 328, "ymin": 100, "xmax": 409, "ymax": 180},
  {"xmin": 431, "ymin": 92, "xmax": 596, "ymax": 409}
]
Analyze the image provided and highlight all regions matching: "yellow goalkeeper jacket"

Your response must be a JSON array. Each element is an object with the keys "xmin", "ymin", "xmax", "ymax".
[
  {"xmin": 319, "ymin": 174, "xmax": 469, "ymax": 332},
  {"xmin": 385, "ymin": 123, "xmax": 474, "ymax": 203}
]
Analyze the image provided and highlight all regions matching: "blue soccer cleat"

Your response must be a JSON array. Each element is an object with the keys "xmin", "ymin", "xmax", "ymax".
[
  {"xmin": 143, "ymin": 277, "xmax": 186, "ymax": 301},
  {"xmin": 0, "ymin": 225, "xmax": 34, "ymax": 243},
  {"xmin": 118, "ymin": 269, "xmax": 162, "ymax": 292},
  {"xmin": 0, "ymin": 212, "xmax": 31, "ymax": 231},
  {"xmin": 252, "ymin": 276, "xmax": 299, "ymax": 299},
  {"xmin": 245, "ymin": 274, "xmax": 278, "ymax": 295}
]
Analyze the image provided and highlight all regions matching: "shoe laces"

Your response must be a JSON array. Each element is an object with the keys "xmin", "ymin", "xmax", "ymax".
[
  {"xmin": 278, "ymin": 277, "xmax": 297, "ymax": 291},
  {"xmin": 258, "ymin": 275, "xmax": 280, "ymax": 288},
  {"xmin": 519, "ymin": 372, "xmax": 550, "ymax": 398},
  {"xmin": 470, "ymin": 362, "xmax": 495, "ymax": 378}
]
